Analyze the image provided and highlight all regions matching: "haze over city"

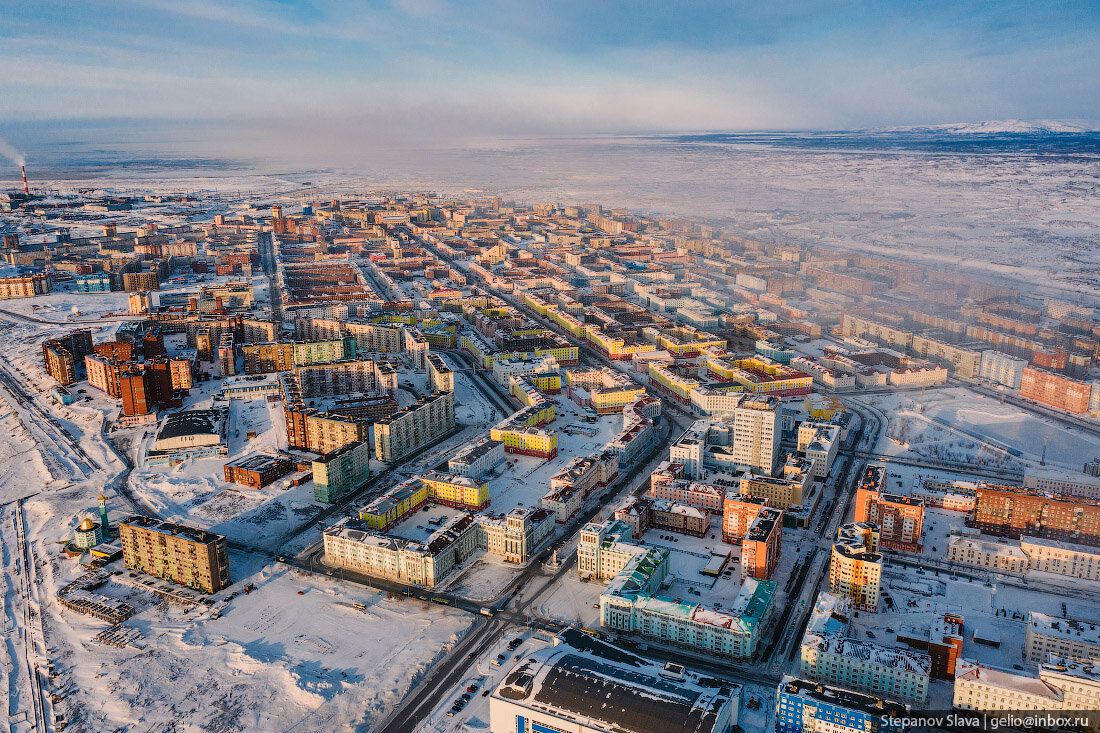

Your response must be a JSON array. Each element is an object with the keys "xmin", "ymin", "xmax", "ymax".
[{"xmin": 1, "ymin": 3, "xmax": 1100, "ymax": 733}]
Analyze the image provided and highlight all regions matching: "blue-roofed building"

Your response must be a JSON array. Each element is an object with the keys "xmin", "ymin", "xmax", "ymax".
[
  {"xmin": 75, "ymin": 272, "xmax": 113, "ymax": 292},
  {"xmin": 776, "ymin": 677, "xmax": 907, "ymax": 733}
]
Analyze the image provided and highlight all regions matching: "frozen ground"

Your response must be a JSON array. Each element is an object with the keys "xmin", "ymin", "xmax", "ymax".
[
  {"xmin": 855, "ymin": 387, "xmax": 1100, "ymax": 473},
  {"xmin": 41, "ymin": 553, "xmax": 475, "ymax": 733}
]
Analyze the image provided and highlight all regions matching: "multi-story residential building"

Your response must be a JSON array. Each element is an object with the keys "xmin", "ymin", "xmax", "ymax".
[
  {"xmin": 564, "ymin": 366, "xmax": 646, "ymax": 413},
  {"xmin": 43, "ymin": 329, "xmax": 94, "ymax": 386},
  {"xmin": 722, "ymin": 494, "xmax": 769, "ymax": 543},
  {"xmin": 946, "ymin": 536, "xmax": 1030, "ymax": 573},
  {"xmin": 489, "ymin": 402, "xmax": 558, "ymax": 460},
  {"xmin": 294, "ymin": 358, "xmax": 397, "ymax": 398},
  {"xmin": 324, "ymin": 507, "xmax": 554, "ymax": 587},
  {"xmin": 602, "ymin": 568, "xmax": 776, "ymax": 660},
  {"xmin": 1023, "ymin": 472, "xmax": 1100, "ymax": 501},
  {"xmin": 910, "ymin": 334, "xmax": 981, "ymax": 377},
  {"xmin": 477, "ymin": 507, "xmax": 555, "ymax": 563},
  {"xmin": 1020, "ymin": 366, "xmax": 1094, "ymax": 414},
  {"xmin": 742, "ymin": 507, "xmax": 783, "ymax": 579},
  {"xmin": 1025, "ymin": 612, "xmax": 1100, "ymax": 665},
  {"xmin": 739, "ymin": 468, "xmax": 811, "ymax": 510},
  {"xmin": 119, "ymin": 516, "xmax": 231, "ymax": 593},
  {"xmin": 979, "ymin": 349, "xmax": 1027, "ymax": 389},
  {"xmin": 323, "ymin": 513, "xmax": 480, "ymax": 587},
  {"xmin": 855, "ymin": 470, "xmax": 924, "ymax": 551},
  {"xmin": 0, "ymin": 272, "xmax": 51, "ymax": 299},
  {"xmin": 403, "ymin": 326, "xmax": 429, "ymax": 369},
  {"xmin": 800, "ymin": 594, "xmax": 931, "ymax": 703},
  {"xmin": 606, "ymin": 395, "xmax": 660, "ymax": 467},
  {"xmin": 796, "ymin": 422, "xmax": 840, "ymax": 479},
  {"xmin": 374, "ymin": 390, "xmax": 456, "ymax": 462},
  {"xmin": 649, "ymin": 473, "xmax": 724, "ymax": 514},
  {"xmin": 1020, "ymin": 536, "xmax": 1100, "ymax": 580},
  {"xmin": 426, "ymin": 352, "xmax": 454, "ymax": 393},
  {"xmin": 312, "ymin": 440, "xmax": 371, "ymax": 503},
  {"xmin": 418, "ymin": 471, "xmax": 490, "ymax": 511},
  {"xmin": 358, "ymin": 478, "xmax": 428, "ymax": 532},
  {"xmin": 672, "ymin": 397, "xmax": 781, "ymax": 478},
  {"xmin": 217, "ymin": 332, "xmax": 235, "ymax": 376},
  {"xmin": 447, "ymin": 438, "xmax": 505, "ymax": 479},
  {"xmin": 829, "ymin": 522, "xmax": 882, "ymax": 611},
  {"xmin": 969, "ymin": 485, "xmax": 1100, "ymax": 547},
  {"xmin": 241, "ymin": 338, "xmax": 355, "ymax": 373},
  {"xmin": 775, "ymin": 678, "xmax": 907, "ymax": 733},
  {"xmin": 953, "ymin": 657, "xmax": 1100, "ymax": 723},
  {"xmin": 85, "ymin": 353, "xmax": 124, "ymax": 397}
]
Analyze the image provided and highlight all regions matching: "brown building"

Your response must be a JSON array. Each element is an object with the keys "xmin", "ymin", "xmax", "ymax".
[
  {"xmin": 119, "ymin": 360, "xmax": 176, "ymax": 416},
  {"xmin": 969, "ymin": 485, "xmax": 1100, "ymax": 547},
  {"xmin": 119, "ymin": 516, "xmax": 230, "ymax": 593},
  {"xmin": 224, "ymin": 452, "xmax": 295, "ymax": 488},
  {"xmin": 854, "ymin": 488, "xmax": 925, "ymax": 552},
  {"xmin": 742, "ymin": 507, "xmax": 783, "ymax": 579},
  {"xmin": 42, "ymin": 329, "xmax": 94, "ymax": 386},
  {"xmin": 898, "ymin": 612, "xmax": 964, "ymax": 679}
]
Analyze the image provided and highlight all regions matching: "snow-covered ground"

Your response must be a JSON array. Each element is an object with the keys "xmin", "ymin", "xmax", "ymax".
[
  {"xmin": 856, "ymin": 386, "xmax": 1100, "ymax": 473},
  {"xmin": 41, "ymin": 554, "xmax": 475, "ymax": 732}
]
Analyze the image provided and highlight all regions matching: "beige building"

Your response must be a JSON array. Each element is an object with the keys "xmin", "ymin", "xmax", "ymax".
[
  {"xmin": 1021, "ymin": 537, "xmax": 1100, "ymax": 581},
  {"xmin": 947, "ymin": 536, "xmax": 1030, "ymax": 573},
  {"xmin": 426, "ymin": 352, "xmax": 455, "ymax": 393},
  {"xmin": 1026, "ymin": 611, "xmax": 1100, "ymax": 665},
  {"xmin": 374, "ymin": 391, "xmax": 456, "ymax": 462},
  {"xmin": 119, "ymin": 516, "xmax": 230, "ymax": 593},
  {"xmin": 829, "ymin": 523, "xmax": 883, "ymax": 611},
  {"xmin": 954, "ymin": 657, "xmax": 1100, "ymax": 728}
]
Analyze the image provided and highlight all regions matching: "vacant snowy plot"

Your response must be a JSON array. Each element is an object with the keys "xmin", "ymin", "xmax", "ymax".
[{"xmin": 45, "ymin": 560, "xmax": 475, "ymax": 733}]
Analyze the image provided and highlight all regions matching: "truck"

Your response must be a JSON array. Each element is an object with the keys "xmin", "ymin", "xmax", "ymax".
[{"xmin": 480, "ymin": 607, "xmax": 494, "ymax": 617}]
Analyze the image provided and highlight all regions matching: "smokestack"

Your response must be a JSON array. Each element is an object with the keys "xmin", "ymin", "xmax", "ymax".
[{"xmin": 21, "ymin": 165, "xmax": 28, "ymax": 195}]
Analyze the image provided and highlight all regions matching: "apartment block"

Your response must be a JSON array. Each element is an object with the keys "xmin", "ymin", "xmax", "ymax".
[
  {"xmin": 312, "ymin": 440, "xmax": 371, "ymax": 503},
  {"xmin": 829, "ymin": 522, "xmax": 883, "ymax": 611},
  {"xmin": 1025, "ymin": 612, "xmax": 1100, "ymax": 665},
  {"xmin": 374, "ymin": 391, "xmax": 456, "ymax": 462},
  {"xmin": 119, "ymin": 516, "xmax": 231, "ymax": 593},
  {"xmin": 742, "ymin": 507, "xmax": 783, "ymax": 579}
]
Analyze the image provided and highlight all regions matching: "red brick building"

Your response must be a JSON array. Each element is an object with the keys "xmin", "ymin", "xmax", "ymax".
[
  {"xmin": 1020, "ymin": 367, "xmax": 1092, "ymax": 413},
  {"xmin": 969, "ymin": 485, "xmax": 1100, "ymax": 547}
]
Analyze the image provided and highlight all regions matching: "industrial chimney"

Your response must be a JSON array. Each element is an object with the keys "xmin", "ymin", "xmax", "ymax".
[{"xmin": 21, "ymin": 165, "xmax": 28, "ymax": 195}]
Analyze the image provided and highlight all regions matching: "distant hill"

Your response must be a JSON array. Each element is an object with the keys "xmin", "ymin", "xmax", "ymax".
[{"xmin": 875, "ymin": 119, "xmax": 1099, "ymax": 134}]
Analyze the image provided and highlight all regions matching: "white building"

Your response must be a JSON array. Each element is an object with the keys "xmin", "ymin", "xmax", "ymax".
[
  {"xmin": 797, "ymin": 422, "xmax": 840, "ymax": 479},
  {"xmin": 1020, "ymin": 537, "xmax": 1100, "ymax": 581},
  {"xmin": 979, "ymin": 350, "xmax": 1027, "ymax": 389},
  {"xmin": 954, "ymin": 657, "xmax": 1100, "ymax": 723},
  {"xmin": 1025, "ymin": 611, "xmax": 1100, "ymax": 665},
  {"xmin": 946, "ymin": 536, "xmax": 1030, "ymax": 573},
  {"xmin": 799, "ymin": 593, "xmax": 931, "ymax": 703},
  {"xmin": 671, "ymin": 397, "xmax": 781, "ymax": 478},
  {"xmin": 448, "ymin": 438, "xmax": 505, "ymax": 479}
]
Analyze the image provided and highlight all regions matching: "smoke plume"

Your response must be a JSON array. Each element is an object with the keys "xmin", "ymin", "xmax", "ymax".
[{"xmin": 0, "ymin": 138, "xmax": 26, "ymax": 167}]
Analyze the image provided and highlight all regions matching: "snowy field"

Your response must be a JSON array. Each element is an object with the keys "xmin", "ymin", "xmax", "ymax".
[
  {"xmin": 40, "ymin": 554, "xmax": 476, "ymax": 732},
  {"xmin": 861, "ymin": 387, "xmax": 1100, "ymax": 473}
]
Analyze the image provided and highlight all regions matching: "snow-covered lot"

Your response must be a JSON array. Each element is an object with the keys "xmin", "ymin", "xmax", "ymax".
[{"xmin": 43, "ymin": 556, "xmax": 476, "ymax": 732}]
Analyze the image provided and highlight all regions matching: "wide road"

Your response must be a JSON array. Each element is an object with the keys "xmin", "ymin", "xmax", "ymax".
[{"xmin": 375, "ymin": 413, "xmax": 683, "ymax": 733}]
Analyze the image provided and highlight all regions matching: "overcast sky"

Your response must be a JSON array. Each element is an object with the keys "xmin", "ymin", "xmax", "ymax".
[{"xmin": 2, "ymin": 0, "xmax": 1098, "ymax": 141}]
